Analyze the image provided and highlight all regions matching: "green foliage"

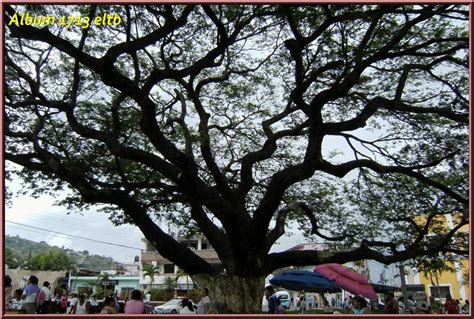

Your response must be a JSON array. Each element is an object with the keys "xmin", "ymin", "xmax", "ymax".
[
  {"xmin": 417, "ymin": 254, "xmax": 455, "ymax": 282},
  {"xmin": 163, "ymin": 276, "xmax": 178, "ymax": 292},
  {"xmin": 4, "ymin": 4, "xmax": 469, "ymax": 292},
  {"xmin": 150, "ymin": 288, "xmax": 174, "ymax": 302},
  {"xmin": 94, "ymin": 287, "xmax": 114, "ymax": 299},
  {"xmin": 142, "ymin": 264, "xmax": 160, "ymax": 285},
  {"xmin": 5, "ymin": 235, "xmax": 117, "ymax": 271},
  {"xmin": 175, "ymin": 268, "xmax": 195, "ymax": 292},
  {"xmin": 26, "ymin": 250, "xmax": 75, "ymax": 271},
  {"xmin": 5, "ymin": 247, "xmax": 24, "ymax": 269}
]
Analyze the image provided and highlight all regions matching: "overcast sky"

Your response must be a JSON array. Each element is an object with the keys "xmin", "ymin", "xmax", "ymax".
[
  {"xmin": 4, "ymin": 182, "xmax": 308, "ymax": 264},
  {"xmin": 4, "ymin": 187, "xmax": 396, "ymax": 285},
  {"xmin": 4, "ymin": 128, "xmax": 396, "ymax": 285},
  {"xmin": 5, "ymin": 136, "xmax": 358, "ymax": 264}
]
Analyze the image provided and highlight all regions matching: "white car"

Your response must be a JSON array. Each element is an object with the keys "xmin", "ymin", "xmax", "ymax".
[{"xmin": 154, "ymin": 298, "xmax": 191, "ymax": 314}]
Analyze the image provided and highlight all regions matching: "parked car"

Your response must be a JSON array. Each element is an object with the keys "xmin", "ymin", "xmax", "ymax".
[{"xmin": 154, "ymin": 298, "xmax": 193, "ymax": 314}]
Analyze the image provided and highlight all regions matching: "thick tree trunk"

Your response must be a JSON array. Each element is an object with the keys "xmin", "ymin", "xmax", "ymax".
[{"xmin": 193, "ymin": 274, "xmax": 265, "ymax": 314}]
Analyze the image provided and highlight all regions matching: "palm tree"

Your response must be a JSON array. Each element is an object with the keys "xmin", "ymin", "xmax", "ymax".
[
  {"xmin": 420, "ymin": 256, "xmax": 454, "ymax": 299},
  {"xmin": 96, "ymin": 272, "xmax": 111, "ymax": 298},
  {"xmin": 175, "ymin": 268, "xmax": 195, "ymax": 293},
  {"xmin": 163, "ymin": 276, "xmax": 178, "ymax": 292},
  {"xmin": 97, "ymin": 272, "xmax": 110, "ymax": 289},
  {"xmin": 142, "ymin": 264, "xmax": 160, "ymax": 290}
]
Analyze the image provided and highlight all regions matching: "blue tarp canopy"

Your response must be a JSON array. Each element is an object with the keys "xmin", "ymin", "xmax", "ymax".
[{"xmin": 269, "ymin": 270, "xmax": 341, "ymax": 293}]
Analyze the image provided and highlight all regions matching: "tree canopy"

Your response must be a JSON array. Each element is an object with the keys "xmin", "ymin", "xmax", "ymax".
[{"xmin": 4, "ymin": 4, "xmax": 469, "ymax": 312}]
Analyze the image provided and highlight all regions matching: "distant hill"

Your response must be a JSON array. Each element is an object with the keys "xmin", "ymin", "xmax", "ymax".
[{"xmin": 5, "ymin": 235, "xmax": 120, "ymax": 271}]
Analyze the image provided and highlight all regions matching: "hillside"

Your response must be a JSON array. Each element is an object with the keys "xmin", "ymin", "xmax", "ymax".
[{"xmin": 5, "ymin": 235, "xmax": 119, "ymax": 271}]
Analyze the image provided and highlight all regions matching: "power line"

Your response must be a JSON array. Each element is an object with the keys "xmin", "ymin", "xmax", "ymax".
[
  {"xmin": 5, "ymin": 210, "xmax": 143, "ymax": 237},
  {"xmin": 5, "ymin": 220, "xmax": 143, "ymax": 251},
  {"xmin": 6, "ymin": 213, "xmax": 141, "ymax": 240}
]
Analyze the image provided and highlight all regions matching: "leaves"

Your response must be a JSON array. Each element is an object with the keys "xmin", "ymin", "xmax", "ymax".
[
  {"xmin": 4, "ymin": 4, "xmax": 469, "ymax": 280},
  {"xmin": 142, "ymin": 264, "xmax": 160, "ymax": 284},
  {"xmin": 26, "ymin": 250, "xmax": 76, "ymax": 271}
]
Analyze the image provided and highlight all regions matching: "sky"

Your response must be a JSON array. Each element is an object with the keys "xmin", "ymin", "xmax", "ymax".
[
  {"xmin": 5, "ymin": 187, "xmax": 398, "ymax": 285},
  {"xmin": 4, "ymin": 132, "xmax": 398, "ymax": 286},
  {"xmin": 4, "ymin": 188, "xmax": 398, "ymax": 286},
  {"xmin": 4, "ymin": 134, "xmax": 362, "ymax": 265},
  {"xmin": 4, "ymin": 182, "xmax": 308, "ymax": 264}
]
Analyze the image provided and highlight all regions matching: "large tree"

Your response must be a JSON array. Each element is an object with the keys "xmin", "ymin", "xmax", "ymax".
[{"xmin": 4, "ymin": 4, "xmax": 469, "ymax": 313}]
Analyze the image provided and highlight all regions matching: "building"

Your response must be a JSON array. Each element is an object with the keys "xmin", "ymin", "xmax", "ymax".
[
  {"xmin": 69, "ymin": 274, "xmax": 140, "ymax": 299},
  {"xmin": 140, "ymin": 237, "xmax": 221, "ymax": 294},
  {"xmin": 405, "ymin": 213, "xmax": 469, "ymax": 303}
]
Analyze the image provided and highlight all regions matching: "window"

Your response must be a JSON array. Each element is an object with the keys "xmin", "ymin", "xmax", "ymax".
[
  {"xmin": 201, "ymin": 243, "xmax": 207, "ymax": 249},
  {"xmin": 430, "ymin": 286, "xmax": 451, "ymax": 299},
  {"xmin": 164, "ymin": 264, "xmax": 175, "ymax": 274}
]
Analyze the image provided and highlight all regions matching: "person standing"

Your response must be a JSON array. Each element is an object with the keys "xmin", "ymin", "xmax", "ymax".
[
  {"xmin": 4, "ymin": 275, "xmax": 13, "ymax": 311},
  {"xmin": 37, "ymin": 281, "xmax": 52, "ymax": 314},
  {"xmin": 299, "ymin": 290, "xmax": 307, "ymax": 313},
  {"xmin": 407, "ymin": 295, "xmax": 417, "ymax": 314},
  {"xmin": 124, "ymin": 290, "xmax": 145, "ymax": 314},
  {"xmin": 60, "ymin": 293, "xmax": 69, "ymax": 313},
  {"xmin": 90, "ymin": 296, "xmax": 99, "ymax": 314},
  {"xmin": 456, "ymin": 300, "xmax": 462, "ymax": 314},
  {"xmin": 20, "ymin": 275, "xmax": 40, "ymax": 314},
  {"xmin": 461, "ymin": 300, "xmax": 469, "ymax": 314},
  {"xmin": 197, "ymin": 287, "xmax": 211, "ymax": 314},
  {"xmin": 294, "ymin": 295, "xmax": 300, "ymax": 310},
  {"xmin": 10, "ymin": 289, "xmax": 24, "ymax": 312},
  {"xmin": 68, "ymin": 292, "xmax": 79, "ymax": 314},
  {"xmin": 345, "ymin": 296, "xmax": 353, "ymax": 313},
  {"xmin": 145, "ymin": 291, "xmax": 151, "ymax": 303},
  {"xmin": 444, "ymin": 294, "xmax": 459, "ymax": 314},
  {"xmin": 350, "ymin": 296, "xmax": 371, "ymax": 314},
  {"xmin": 100, "ymin": 296, "xmax": 118, "ymax": 314},
  {"xmin": 398, "ymin": 296, "xmax": 406, "ymax": 314},
  {"xmin": 383, "ymin": 293, "xmax": 399, "ymax": 314},
  {"xmin": 264, "ymin": 285, "xmax": 280, "ymax": 314},
  {"xmin": 429, "ymin": 296, "xmax": 442, "ymax": 313},
  {"xmin": 71, "ymin": 293, "xmax": 90, "ymax": 314},
  {"xmin": 113, "ymin": 292, "xmax": 120, "ymax": 312},
  {"xmin": 307, "ymin": 294, "xmax": 313, "ymax": 309},
  {"xmin": 323, "ymin": 297, "xmax": 332, "ymax": 314}
]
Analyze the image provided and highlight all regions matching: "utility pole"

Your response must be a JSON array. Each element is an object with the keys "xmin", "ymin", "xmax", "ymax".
[{"xmin": 398, "ymin": 262, "xmax": 409, "ymax": 313}]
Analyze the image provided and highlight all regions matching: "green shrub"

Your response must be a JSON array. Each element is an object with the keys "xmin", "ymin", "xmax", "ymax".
[{"xmin": 151, "ymin": 289, "xmax": 174, "ymax": 301}]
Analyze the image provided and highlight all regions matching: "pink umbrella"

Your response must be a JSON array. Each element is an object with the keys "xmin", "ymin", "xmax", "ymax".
[{"xmin": 314, "ymin": 263, "xmax": 377, "ymax": 300}]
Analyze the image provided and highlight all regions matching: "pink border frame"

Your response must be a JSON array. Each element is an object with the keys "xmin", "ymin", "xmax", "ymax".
[{"xmin": 0, "ymin": 1, "xmax": 472, "ymax": 318}]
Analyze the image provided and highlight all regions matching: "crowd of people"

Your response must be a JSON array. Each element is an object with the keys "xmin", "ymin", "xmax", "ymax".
[
  {"xmin": 383, "ymin": 292, "xmax": 469, "ymax": 315},
  {"xmin": 4, "ymin": 274, "xmax": 213, "ymax": 315},
  {"xmin": 263, "ymin": 284, "xmax": 470, "ymax": 315},
  {"xmin": 5, "ymin": 274, "xmax": 470, "ymax": 315},
  {"xmin": 5, "ymin": 274, "xmax": 120, "ymax": 314}
]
